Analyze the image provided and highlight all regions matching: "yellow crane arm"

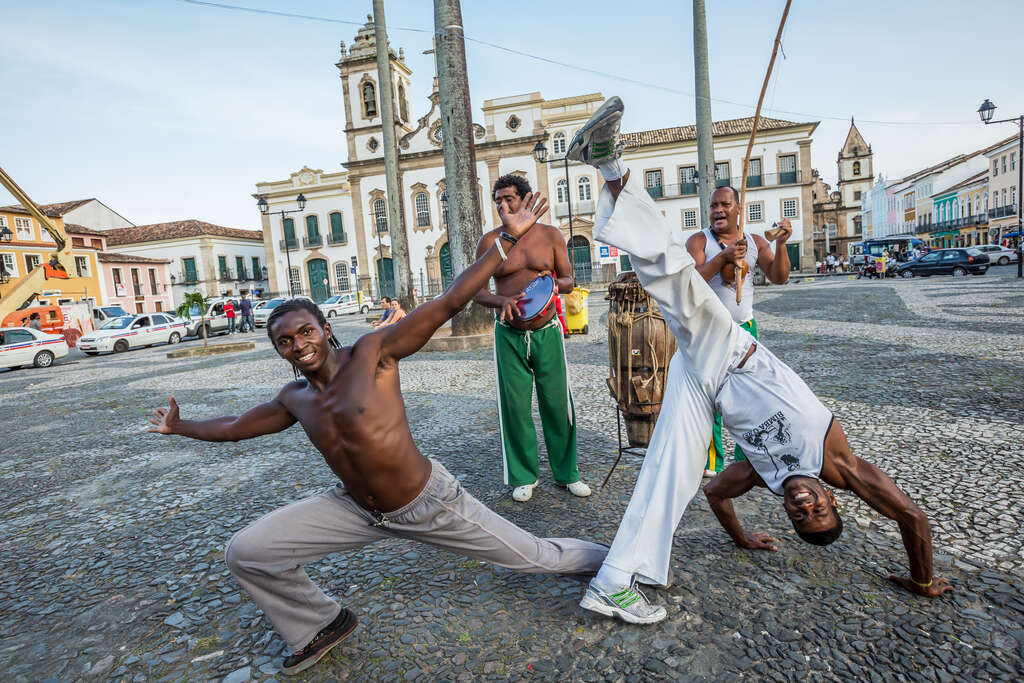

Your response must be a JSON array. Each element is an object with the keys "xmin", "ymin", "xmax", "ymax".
[{"xmin": 0, "ymin": 165, "xmax": 67, "ymax": 252}]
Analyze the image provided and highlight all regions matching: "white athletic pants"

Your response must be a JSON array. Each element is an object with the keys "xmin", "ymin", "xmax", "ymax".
[{"xmin": 594, "ymin": 177, "xmax": 754, "ymax": 586}]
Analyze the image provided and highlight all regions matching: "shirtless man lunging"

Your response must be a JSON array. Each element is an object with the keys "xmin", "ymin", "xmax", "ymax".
[
  {"xmin": 148, "ymin": 193, "xmax": 607, "ymax": 675},
  {"xmin": 473, "ymin": 174, "xmax": 591, "ymax": 503}
]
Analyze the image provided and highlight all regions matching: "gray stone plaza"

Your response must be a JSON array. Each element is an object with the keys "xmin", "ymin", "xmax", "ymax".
[{"xmin": 1, "ymin": 271, "xmax": 1022, "ymax": 682}]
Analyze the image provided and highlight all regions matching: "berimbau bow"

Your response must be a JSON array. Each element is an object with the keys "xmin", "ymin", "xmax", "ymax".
[{"xmin": 726, "ymin": 0, "xmax": 793, "ymax": 304}]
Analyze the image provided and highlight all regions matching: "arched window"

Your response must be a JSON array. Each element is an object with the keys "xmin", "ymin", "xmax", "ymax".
[
  {"xmin": 853, "ymin": 161, "xmax": 861, "ymax": 176},
  {"xmin": 373, "ymin": 198, "xmax": 388, "ymax": 233},
  {"xmin": 556, "ymin": 178, "xmax": 568, "ymax": 204},
  {"xmin": 283, "ymin": 217, "xmax": 296, "ymax": 247},
  {"xmin": 288, "ymin": 267, "xmax": 301, "ymax": 294},
  {"xmin": 398, "ymin": 84, "xmax": 409, "ymax": 122},
  {"xmin": 329, "ymin": 212, "xmax": 345, "ymax": 243},
  {"xmin": 983, "ymin": 191, "xmax": 989, "ymax": 213},
  {"xmin": 362, "ymin": 82, "xmax": 377, "ymax": 117},
  {"xmin": 552, "ymin": 132, "xmax": 566, "ymax": 156},
  {"xmin": 414, "ymin": 192, "xmax": 430, "ymax": 227},
  {"xmin": 578, "ymin": 176, "xmax": 592, "ymax": 201},
  {"xmin": 334, "ymin": 261, "xmax": 350, "ymax": 291}
]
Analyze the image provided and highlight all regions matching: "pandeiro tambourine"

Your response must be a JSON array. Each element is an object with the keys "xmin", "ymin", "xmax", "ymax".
[{"xmin": 515, "ymin": 274, "xmax": 555, "ymax": 321}]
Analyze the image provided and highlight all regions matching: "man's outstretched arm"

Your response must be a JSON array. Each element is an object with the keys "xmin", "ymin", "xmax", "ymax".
[
  {"xmin": 704, "ymin": 462, "xmax": 779, "ymax": 551},
  {"xmin": 832, "ymin": 456, "xmax": 952, "ymax": 597},
  {"xmin": 148, "ymin": 394, "xmax": 297, "ymax": 442},
  {"xmin": 381, "ymin": 193, "xmax": 548, "ymax": 360}
]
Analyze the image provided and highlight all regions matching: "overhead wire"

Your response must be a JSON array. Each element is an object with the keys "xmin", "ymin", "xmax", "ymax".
[{"xmin": 173, "ymin": 0, "xmax": 975, "ymax": 127}]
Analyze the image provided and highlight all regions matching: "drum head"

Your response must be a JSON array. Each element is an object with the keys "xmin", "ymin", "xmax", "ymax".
[{"xmin": 516, "ymin": 274, "xmax": 555, "ymax": 321}]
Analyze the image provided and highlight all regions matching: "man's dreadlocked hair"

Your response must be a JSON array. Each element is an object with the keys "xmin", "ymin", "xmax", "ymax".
[
  {"xmin": 266, "ymin": 298, "xmax": 342, "ymax": 378},
  {"xmin": 794, "ymin": 507, "xmax": 844, "ymax": 547}
]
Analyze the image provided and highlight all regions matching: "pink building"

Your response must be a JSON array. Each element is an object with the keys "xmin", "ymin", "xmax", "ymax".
[{"xmin": 97, "ymin": 253, "xmax": 173, "ymax": 314}]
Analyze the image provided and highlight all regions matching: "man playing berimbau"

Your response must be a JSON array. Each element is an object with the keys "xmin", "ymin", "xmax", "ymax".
[
  {"xmin": 565, "ymin": 97, "xmax": 952, "ymax": 624},
  {"xmin": 148, "ymin": 192, "xmax": 607, "ymax": 674},
  {"xmin": 473, "ymin": 174, "xmax": 592, "ymax": 503}
]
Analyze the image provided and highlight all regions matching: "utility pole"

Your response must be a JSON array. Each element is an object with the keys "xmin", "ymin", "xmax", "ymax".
[
  {"xmin": 373, "ymin": 0, "xmax": 414, "ymax": 309},
  {"xmin": 434, "ymin": 0, "xmax": 491, "ymax": 335},
  {"xmin": 693, "ymin": 0, "xmax": 715, "ymax": 231}
]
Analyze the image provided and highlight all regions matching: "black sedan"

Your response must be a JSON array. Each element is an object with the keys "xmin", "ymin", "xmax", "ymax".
[{"xmin": 897, "ymin": 248, "xmax": 989, "ymax": 278}]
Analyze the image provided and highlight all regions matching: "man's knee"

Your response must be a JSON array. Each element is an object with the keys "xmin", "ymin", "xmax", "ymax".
[{"xmin": 224, "ymin": 526, "xmax": 265, "ymax": 576}]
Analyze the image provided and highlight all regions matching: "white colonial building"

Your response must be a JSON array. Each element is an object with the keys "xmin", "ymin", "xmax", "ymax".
[
  {"xmin": 255, "ymin": 18, "xmax": 820, "ymax": 301},
  {"xmin": 103, "ymin": 220, "xmax": 268, "ymax": 306}
]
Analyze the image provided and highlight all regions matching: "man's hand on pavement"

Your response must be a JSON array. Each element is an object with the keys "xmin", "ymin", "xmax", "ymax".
[
  {"xmin": 887, "ymin": 574, "xmax": 954, "ymax": 598},
  {"xmin": 738, "ymin": 532, "xmax": 778, "ymax": 551}
]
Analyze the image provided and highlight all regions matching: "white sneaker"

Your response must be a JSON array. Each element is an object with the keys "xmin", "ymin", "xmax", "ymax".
[
  {"xmin": 565, "ymin": 480, "xmax": 592, "ymax": 498},
  {"xmin": 580, "ymin": 579, "xmax": 667, "ymax": 624},
  {"xmin": 512, "ymin": 481, "xmax": 538, "ymax": 502},
  {"xmin": 566, "ymin": 96, "xmax": 624, "ymax": 166}
]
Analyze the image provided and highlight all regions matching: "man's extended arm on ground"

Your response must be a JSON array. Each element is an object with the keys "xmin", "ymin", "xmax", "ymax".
[
  {"xmin": 755, "ymin": 219, "xmax": 792, "ymax": 285},
  {"xmin": 382, "ymin": 194, "xmax": 548, "ymax": 360},
  {"xmin": 148, "ymin": 393, "xmax": 297, "ymax": 441},
  {"xmin": 827, "ymin": 455, "xmax": 952, "ymax": 596},
  {"xmin": 704, "ymin": 462, "xmax": 779, "ymax": 551}
]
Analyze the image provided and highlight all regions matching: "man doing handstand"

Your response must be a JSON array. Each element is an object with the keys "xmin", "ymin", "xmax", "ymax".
[
  {"xmin": 148, "ymin": 193, "xmax": 607, "ymax": 674},
  {"xmin": 565, "ymin": 97, "xmax": 951, "ymax": 625}
]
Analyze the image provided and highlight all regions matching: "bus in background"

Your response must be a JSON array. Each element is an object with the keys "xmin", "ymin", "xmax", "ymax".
[{"xmin": 850, "ymin": 236, "xmax": 926, "ymax": 266}]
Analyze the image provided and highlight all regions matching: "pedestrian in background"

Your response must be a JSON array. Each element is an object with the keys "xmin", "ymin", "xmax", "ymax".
[
  {"xmin": 239, "ymin": 294, "xmax": 254, "ymax": 333},
  {"xmin": 370, "ymin": 297, "xmax": 392, "ymax": 328},
  {"xmin": 28, "ymin": 312, "xmax": 42, "ymax": 330},
  {"xmin": 225, "ymin": 299, "xmax": 236, "ymax": 334}
]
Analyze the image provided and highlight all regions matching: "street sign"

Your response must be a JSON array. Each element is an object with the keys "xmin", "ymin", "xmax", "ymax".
[
  {"xmin": 599, "ymin": 246, "xmax": 610, "ymax": 258},
  {"xmin": 350, "ymin": 267, "xmax": 356, "ymax": 274},
  {"xmin": 322, "ymin": 278, "xmax": 329, "ymax": 285}
]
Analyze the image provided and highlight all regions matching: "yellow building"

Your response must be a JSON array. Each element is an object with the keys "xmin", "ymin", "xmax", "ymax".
[{"xmin": 0, "ymin": 203, "xmax": 105, "ymax": 309}]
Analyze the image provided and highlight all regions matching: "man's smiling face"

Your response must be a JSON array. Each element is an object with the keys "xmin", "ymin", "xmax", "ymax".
[
  {"xmin": 269, "ymin": 309, "xmax": 334, "ymax": 373},
  {"xmin": 782, "ymin": 476, "xmax": 839, "ymax": 535}
]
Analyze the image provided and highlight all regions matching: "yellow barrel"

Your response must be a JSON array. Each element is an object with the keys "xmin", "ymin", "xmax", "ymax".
[{"xmin": 564, "ymin": 287, "xmax": 590, "ymax": 334}]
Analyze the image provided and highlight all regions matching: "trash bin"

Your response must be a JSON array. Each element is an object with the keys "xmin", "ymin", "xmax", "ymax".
[{"xmin": 564, "ymin": 287, "xmax": 589, "ymax": 335}]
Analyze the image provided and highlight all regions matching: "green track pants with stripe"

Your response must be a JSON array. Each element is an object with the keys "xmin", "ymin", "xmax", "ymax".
[
  {"xmin": 494, "ymin": 319, "xmax": 579, "ymax": 487},
  {"xmin": 706, "ymin": 318, "xmax": 758, "ymax": 472}
]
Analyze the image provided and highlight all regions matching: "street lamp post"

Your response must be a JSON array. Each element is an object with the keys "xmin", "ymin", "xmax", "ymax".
[
  {"xmin": 257, "ymin": 193, "xmax": 307, "ymax": 295},
  {"xmin": 977, "ymin": 99, "xmax": 1023, "ymax": 279},
  {"xmin": 532, "ymin": 140, "xmax": 577, "ymax": 278}
]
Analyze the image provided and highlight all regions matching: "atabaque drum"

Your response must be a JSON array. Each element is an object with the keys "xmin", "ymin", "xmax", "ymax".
[
  {"xmin": 516, "ymin": 274, "xmax": 555, "ymax": 321},
  {"xmin": 606, "ymin": 271, "xmax": 677, "ymax": 447}
]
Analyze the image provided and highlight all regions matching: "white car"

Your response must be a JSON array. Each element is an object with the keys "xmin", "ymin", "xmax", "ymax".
[
  {"xmin": 254, "ymin": 296, "xmax": 313, "ymax": 328},
  {"xmin": 78, "ymin": 313, "xmax": 187, "ymax": 355},
  {"xmin": 975, "ymin": 244, "xmax": 1018, "ymax": 266},
  {"xmin": 319, "ymin": 292, "xmax": 369, "ymax": 317},
  {"xmin": 0, "ymin": 326, "xmax": 69, "ymax": 369}
]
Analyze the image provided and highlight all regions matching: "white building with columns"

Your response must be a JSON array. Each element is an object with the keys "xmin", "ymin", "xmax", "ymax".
[{"xmin": 255, "ymin": 18, "xmax": 820, "ymax": 302}]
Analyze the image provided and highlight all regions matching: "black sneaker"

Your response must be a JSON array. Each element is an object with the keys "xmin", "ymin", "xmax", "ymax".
[{"xmin": 280, "ymin": 608, "xmax": 358, "ymax": 675}]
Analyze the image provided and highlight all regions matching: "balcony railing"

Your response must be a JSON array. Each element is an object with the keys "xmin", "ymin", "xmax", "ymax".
[
  {"xmin": 648, "ymin": 171, "xmax": 804, "ymax": 200},
  {"xmin": 132, "ymin": 283, "xmax": 143, "ymax": 297},
  {"xmin": 327, "ymin": 233, "xmax": 348, "ymax": 245},
  {"xmin": 279, "ymin": 238, "xmax": 298, "ymax": 250},
  {"xmin": 554, "ymin": 199, "xmax": 596, "ymax": 218},
  {"xmin": 304, "ymin": 235, "xmax": 322, "ymax": 248},
  {"xmin": 219, "ymin": 268, "xmax": 233, "ymax": 281},
  {"xmin": 236, "ymin": 268, "xmax": 248, "ymax": 281},
  {"xmin": 926, "ymin": 214, "xmax": 989, "ymax": 233},
  {"xmin": 989, "ymin": 205, "xmax": 1018, "ymax": 220}
]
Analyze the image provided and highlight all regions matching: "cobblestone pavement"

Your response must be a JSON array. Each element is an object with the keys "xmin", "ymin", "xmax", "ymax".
[{"xmin": 1, "ymin": 270, "xmax": 1022, "ymax": 682}]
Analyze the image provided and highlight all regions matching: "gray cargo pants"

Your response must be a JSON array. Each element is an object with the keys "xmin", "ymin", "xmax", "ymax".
[{"xmin": 225, "ymin": 459, "xmax": 607, "ymax": 649}]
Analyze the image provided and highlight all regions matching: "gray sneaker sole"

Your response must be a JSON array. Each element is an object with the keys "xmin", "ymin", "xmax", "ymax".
[{"xmin": 579, "ymin": 593, "xmax": 667, "ymax": 625}]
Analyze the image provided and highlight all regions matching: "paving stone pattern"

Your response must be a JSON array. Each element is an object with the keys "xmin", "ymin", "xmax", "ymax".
[{"xmin": 1, "ymin": 272, "xmax": 1021, "ymax": 682}]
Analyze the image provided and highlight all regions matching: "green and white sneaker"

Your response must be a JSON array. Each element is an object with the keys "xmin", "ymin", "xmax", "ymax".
[
  {"xmin": 579, "ymin": 578, "xmax": 667, "ymax": 624},
  {"xmin": 565, "ymin": 96, "xmax": 624, "ymax": 166}
]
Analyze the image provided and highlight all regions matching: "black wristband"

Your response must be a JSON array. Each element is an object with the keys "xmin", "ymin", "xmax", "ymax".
[{"xmin": 499, "ymin": 231, "xmax": 518, "ymax": 246}]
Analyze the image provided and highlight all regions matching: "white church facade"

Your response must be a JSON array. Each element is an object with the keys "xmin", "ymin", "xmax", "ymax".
[{"xmin": 255, "ymin": 18, "xmax": 819, "ymax": 302}]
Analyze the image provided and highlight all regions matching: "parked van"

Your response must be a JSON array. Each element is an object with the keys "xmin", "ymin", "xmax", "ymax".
[{"xmin": 319, "ymin": 291, "xmax": 368, "ymax": 317}]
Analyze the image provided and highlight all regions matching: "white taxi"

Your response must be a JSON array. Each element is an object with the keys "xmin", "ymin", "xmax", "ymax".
[
  {"xmin": 319, "ymin": 291, "xmax": 369, "ymax": 317},
  {"xmin": 78, "ymin": 313, "xmax": 188, "ymax": 355},
  {"xmin": 0, "ymin": 326, "xmax": 69, "ymax": 370}
]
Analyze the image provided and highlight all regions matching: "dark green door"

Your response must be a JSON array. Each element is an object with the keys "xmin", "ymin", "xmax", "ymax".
[
  {"xmin": 376, "ymin": 258, "xmax": 395, "ymax": 298},
  {"xmin": 786, "ymin": 243, "xmax": 800, "ymax": 271},
  {"xmin": 569, "ymin": 236, "xmax": 592, "ymax": 284},
  {"xmin": 439, "ymin": 243, "xmax": 454, "ymax": 290},
  {"xmin": 307, "ymin": 258, "xmax": 329, "ymax": 302}
]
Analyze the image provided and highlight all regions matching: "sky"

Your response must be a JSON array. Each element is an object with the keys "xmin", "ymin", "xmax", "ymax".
[{"xmin": 2, "ymin": 0, "xmax": 1022, "ymax": 229}]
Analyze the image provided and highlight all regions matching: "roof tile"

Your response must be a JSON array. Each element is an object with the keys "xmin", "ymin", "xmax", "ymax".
[{"xmin": 104, "ymin": 219, "xmax": 262, "ymax": 246}]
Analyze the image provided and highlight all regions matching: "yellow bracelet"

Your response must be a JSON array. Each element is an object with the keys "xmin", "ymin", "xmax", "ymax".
[{"xmin": 911, "ymin": 578, "xmax": 932, "ymax": 588}]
